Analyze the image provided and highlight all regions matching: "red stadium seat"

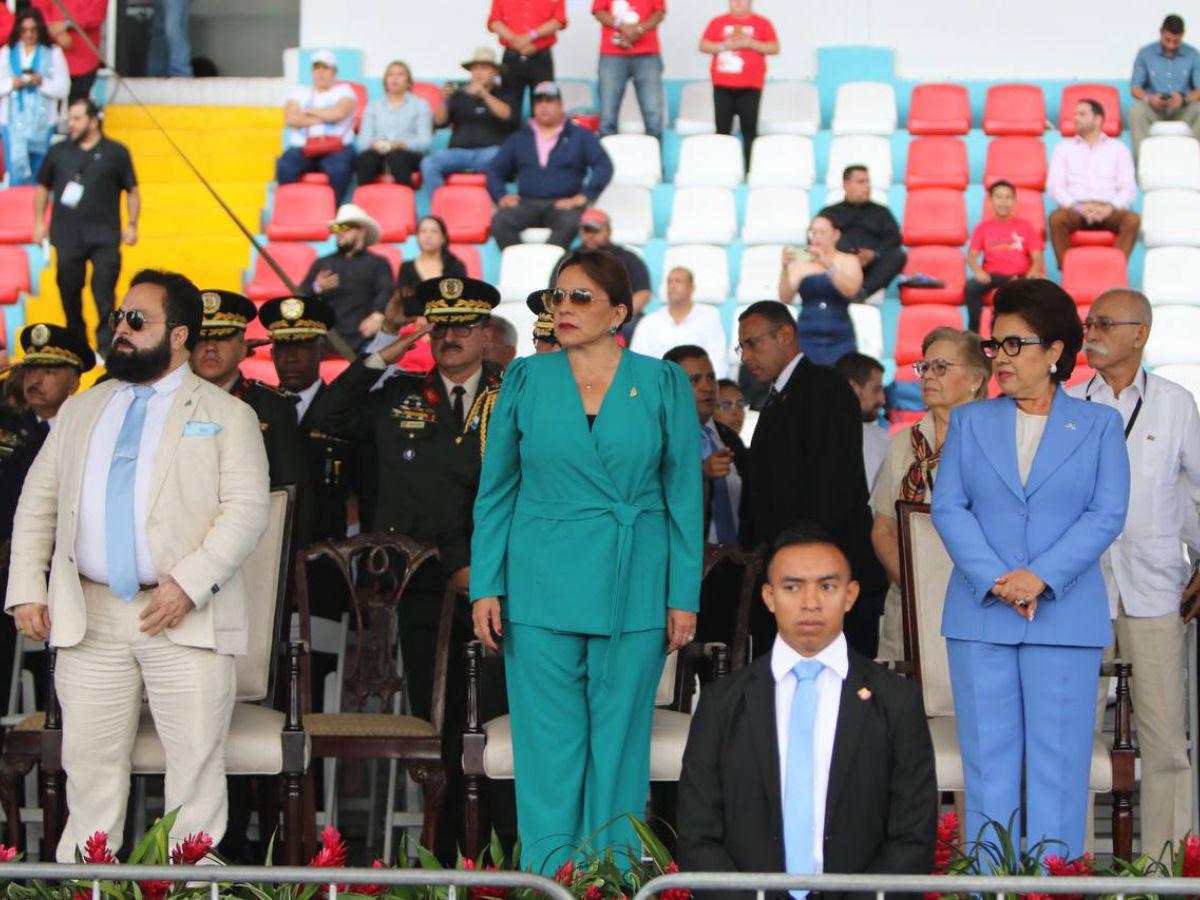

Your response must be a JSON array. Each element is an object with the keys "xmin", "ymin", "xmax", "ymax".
[
  {"xmin": 1060, "ymin": 84, "xmax": 1122, "ymax": 137},
  {"xmin": 979, "ymin": 307, "xmax": 993, "ymax": 338},
  {"xmin": 239, "ymin": 350, "xmax": 278, "ymax": 385},
  {"xmin": 907, "ymin": 83, "xmax": 971, "ymax": 135},
  {"xmin": 899, "ymin": 246, "xmax": 966, "ymax": 305},
  {"xmin": 345, "ymin": 81, "xmax": 368, "ymax": 132},
  {"xmin": 902, "ymin": 189, "xmax": 967, "ymax": 246},
  {"xmin": 888, "ymin": 408, "xmax": 925, "ymax": 434},
  {"xmin": 0, "ymin": 186, "xmax": 39, "ymax": 243},
  {"xmin": 352, "ymin": 183, "xmax": 417, "ymax": 242},
  {"xmin": 300, "ymin": 173, "xmax": 330, "ymax": 185},
  {"xmin": 413, "ymin": 82, "xmax": 445, "ymax": 115},
  {"xmin": 265, "ymin": 183, "xmax": 335, "ymax": 241},
  {"xmin": 0, "ymin": 245, "xmax": 30, "ymax": 303},
  {"xmin": 246, "ymin": 307, "xmax": 269, "ymax": 342},
  {"xmin": 1069, "ymin": 230, "xmax": 1117, "ymax": 248},
  {"xmin": 368, "ymin": 242, "xmax": 404, "ymax": 278},
  {"xmin": 894, "ymin": 305, "xmax": 965, "ymax": 380},
  {"xmin": 905, "ymin": 137, "xmax": 969, "ymax": 190},
  {"xmin": 447, "ymin": 173, "xmax": 488, "ymax": 187},
  {"xmin": 320, "ymin": 359, "xmax": 350, "ymax": 382},
  {"xmin": 980, "ymin": 189, "xmax": 1046, "ymax": 240},
  {"xmin": 1061, "ymin": 247, "xmax": 1128, "ymax": 306},
  {"xmin": 449, "ymin": 243, "xmax": 483, "ymax": 279},
  {"xmin": 983, "ymin": 84, "xmax": 1046, "ymax": 136},
  {"xmin": 432, "ymin": 185, "xmax": 493, "ymax": 244},
  {"xmin": 245, "ymin": 242, "xmax": 318, "ymax": 302},
  {"xmin": 1067, "ymin": 363, "xmax": 1095, "ymax": 387},
  {"xmin": 984, "ymin": 137, "xmax": 1047, "ymax": 190}
]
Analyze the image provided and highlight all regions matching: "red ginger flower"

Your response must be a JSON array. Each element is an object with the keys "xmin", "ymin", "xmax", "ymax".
[
  {"xmin": 462, "ymin": 858, "xmax": 508, "ymax": 900},
  {"xmin": 309, "ymin": 825, "xmax": 349, "ymax": 869},
  {"xmin": 554, "ymin": 861, "xmax": 576, "ymax": 886},
  {"xmin": 354, "ymin": 859, "xmax": 388, "ymax": 896},
  {"xmin": 659, "ymin": 862, "xmax": 691, "ymax": 900},
  {"xmin": 0, "ymin": 846, "xmax": 17, "ymax": 862},
  {"xmin": 925, "ymin": 811, "xmax": 960, "ymax": 899},
  {"xmin": 170, "ymin": 833, "xmax": 213, "ymax": 866},
  {"xmin": 83, "ymin": 832, "xmax": 115, "ymax": 865},
  {"xmin": 1181, "ymin": 834, "xmax": 1200, "ymax": 878},
  {"xmin": 583, "ymin": 885, "xmax": 604, "ymax": 900},
  {"xmin": 138, "ymin": 881, "xmax": 171, "ymax": 900}
]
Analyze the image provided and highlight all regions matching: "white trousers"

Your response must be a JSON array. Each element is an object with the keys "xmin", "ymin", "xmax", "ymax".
[{"xmin": 54, "ymin": 580, "xmax": 236, "ymax": 862}]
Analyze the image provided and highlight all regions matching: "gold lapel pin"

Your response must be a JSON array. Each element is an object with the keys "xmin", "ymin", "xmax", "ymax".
[{"xmin": 857, "ymin": 687, "xmax": 872, "ymax": 701}]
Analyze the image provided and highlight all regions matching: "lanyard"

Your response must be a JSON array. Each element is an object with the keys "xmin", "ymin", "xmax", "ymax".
[{"xmin": 1085, "ymin": 374, "xmax": 1145, "ymax": 441}]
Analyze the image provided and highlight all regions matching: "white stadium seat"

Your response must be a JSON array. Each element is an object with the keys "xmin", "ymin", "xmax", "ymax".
[
  {"xmin": 1144, "ymin": 305, "xmax": 1200, "ymax": 367},
  {"xmin": 618, "ymin": 80, "xmax": 670, "ymax": 135},
  {"xmin": 747, "ymin": 135, "xmax": 816, "ymax": 189},
  {"xmin": 741, "ymin": 188, "xmax": 810, "ymax": 245},
  {"xmin": 1137, "ymin": 136, "xmax": 1200, "ymax": 191},
  {"xmin": 759, "ymin": 81, "xmax": 821, "ymax": 136},
  {"xmin": 832, "ymin": 82, "xmax": 898, "ymax": 136},
  {"xmin": 1150, "ymin": 121, "xmax": 1193, "ymax": 137},
  {"xmin": 667, "ymin": 187, "xmax": 738, "ymax": 244},
  {"xmin": 1142, "ymin": 246, "xmax": 1200, "ymax": 306},
  {"xmin": 519, "ymin": 228, "xmax": 552, "ymax": 243},
  {"xmin": 729, "ymin": 301, "xmax": 796, "ymax": 365},
  {"xmin": 736, "ymin": 244, "xmax": 786, "ymax": 302},
  {"xmin": 497, "ymin": 244, "xmax": 563, "ymax": 302},
  {"xmin": 493, "ymin": 302, "xmax": 538, "ymax": 359},
  {"xmin": 848, "ymin": 303, "xmax": 884, "ymax": 361},
  {"xmin": 558, "ymin": 80, "xmax": 596, "ymax": 113},
  {"xmin": 825, "ymin": 135, "xmax": 894, "ymax": 189},
  {"xmin": 661, "ymin": 244, "xmax": 730, "ymax": 304},
  {"xmin": 1152, "ymin": 363, "xmax": 1200, "ymax": 412},
  {"xmin": 601, "ymin": 134, "xmax": 662, "ymax": 188},
  {"xmin": 1141, "ymin": 189, "xmax": 1200, "ymax": 247},
  {"xmin": 675, "ymin": 81, "xmax": 716, "ymax": 136},
  {"xmin": 674, "ymin": 134, "xmax": 745, "ymax": 188},
  {"xmin": 594, "ymin": 185, "xmax": 654, "ymax": 245}
]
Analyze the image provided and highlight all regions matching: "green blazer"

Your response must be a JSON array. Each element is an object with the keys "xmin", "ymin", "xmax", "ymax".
[{"xmin": 470, "ymin": 350, "xmax": 703, "ymax": 635}]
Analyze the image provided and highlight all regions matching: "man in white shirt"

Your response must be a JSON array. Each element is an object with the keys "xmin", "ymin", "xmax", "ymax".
[
  {"xmin": 833, "ymin": 351, "xmax": 890, "ymax": 494},
  {"xmin": 630, "ymin": 267, "xmax": 729, "ymax": 377},
  {"xmin": 6, "ymin": 269, "xmax": 269, "ymax": 859},
  {"xmin": 1069, "ymin": 287, "xmax": 1200, "ymax": 855},
  {"xmin": 275, "ymin": 50, "xmax": 358, "ymax": 201}
]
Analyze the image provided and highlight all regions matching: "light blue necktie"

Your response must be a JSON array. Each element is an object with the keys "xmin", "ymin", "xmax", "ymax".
[
  {"xmin": 701, "ymin": 425, "xmax": 738, "ymax": 544},
  {"xmin": 105, "ymin": 385, "xmax": 155, "ymax": 602},
  {"xmin": 784, "ymin": 658, "xmax": 823, "ymax": 899}
]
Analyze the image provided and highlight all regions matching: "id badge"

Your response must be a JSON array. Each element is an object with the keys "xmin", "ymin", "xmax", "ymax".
[{"xmin": 60, "ymin": 180, "xmax": 84, "ymax": 209}]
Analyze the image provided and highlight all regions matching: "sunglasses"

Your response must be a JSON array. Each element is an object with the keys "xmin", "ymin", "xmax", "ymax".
[
  {"xmin": 430, "ymin": 323, "xmax": 482, "ymax": 339},
  {"xmin": 545, "ymin": 288, "xmax": 596, "ymax": 309},
  {"xmin": 330, "ymin": 222, "xmax": 360, "ymax": 233},
  {"xmin": 912, "ymin": 359, "xmax": 964, "ymax": 378},
  {"xmin": 109, "ymin": 309, "xmax": 173, "ymax": 332},
  {"xmin": 980, "ymin": 336, "xmax": 1047, "ymax": 359}
]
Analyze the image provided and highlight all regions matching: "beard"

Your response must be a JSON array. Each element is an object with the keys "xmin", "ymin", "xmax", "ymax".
[{"xmin": 105, "ymin": 331, "xmax": 174, "ymax": 383}]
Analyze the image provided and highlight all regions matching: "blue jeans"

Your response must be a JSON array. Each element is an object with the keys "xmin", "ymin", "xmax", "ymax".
[
  {"xmin": 419, "ymin": 146, "xmax": 501, "ymax": 194},
  {"xmin": 145, "ymin": 0, "xmax": 192, "ymax": 77},
  {"xmin": 275, "ymin": 145, "xmax": 356, "ymax": 203},
  {"xmin": 598, "ymin": 53, "xmax": 664, "ymax": 139}
]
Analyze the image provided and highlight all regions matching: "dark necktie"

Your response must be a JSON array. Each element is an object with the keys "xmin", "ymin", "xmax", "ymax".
[
  {"xmin": 452, "ymin": 385, "xmax": 466, "ymax": 428},
  {"xmin": 763, "ymin": 386, "xmax": 781, "ymax": 411}
]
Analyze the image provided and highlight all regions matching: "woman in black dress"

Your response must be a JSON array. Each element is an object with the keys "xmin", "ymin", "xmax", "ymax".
[{"xmin": 396, "ymin": 215, "xmax": 467, "ymax": 300}]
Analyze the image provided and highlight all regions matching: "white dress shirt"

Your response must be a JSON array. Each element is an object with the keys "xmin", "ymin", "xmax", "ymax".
[
  {"xmin": 630, "ymin": 303, "xmax": 730, "ymax": 378},
  {"xmin": 1070, "ymin": 369, "xmax": 1200, "ymax": 617},
  {"xmin": 862, "ymin": 422, "xmax": 891, "ymax": 496},
  {"xmin": 773, "ymin": 352, "xmax": 804, "ymax": 394},
  {"xmin": 772, "ymin": 632, "xmax": 848, "ymax": 877},
  {"xmin": 440, "ymin": 368, "xmax": 483, "ymax": 420},
  {"xmin": 702, "ymin": 418, "xmax": 742, "ymax": 542},
  {"xmin": 291, "ymin": 378, "xmax": 323, "ymax": 422},
  {"xmin": 75, "ymin": 362, "xmax": 191, "ymax": 586}
]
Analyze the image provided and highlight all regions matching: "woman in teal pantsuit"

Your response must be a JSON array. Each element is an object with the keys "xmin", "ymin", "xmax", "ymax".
[{"xmin": 470, "ymin": 249, "xmax": 703, "ymax": 873}]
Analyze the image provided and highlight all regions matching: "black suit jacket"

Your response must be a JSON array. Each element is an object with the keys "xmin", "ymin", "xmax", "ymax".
[
  {"xmin": 677, "ymin": 648, "xmax": 937, "ymax": 900},
  {"xmin": 703, "ymin": 420, "xmax": 750, "ymax": 543},
  {"xmin": 744, "ymin": 357, "xmax": 886, "ymax": 597}
]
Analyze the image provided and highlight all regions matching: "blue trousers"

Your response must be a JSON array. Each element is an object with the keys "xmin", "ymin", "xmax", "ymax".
[
  {"xmin": 275, "ymin": 145, "xmax": 356, "ymax": 203},
  {"xmin": 504, "ymin": 623, "xmax": 665, "ymax": 873},
  {"xmin": 946, "ymin": 639, "xmax": 1102, "ymax": 860},
  {"xmin": 598, "ymin": 54, "xmax": 664, "ymax": 139},
  {"xmin": 419, "ymin": 145, "xmax": 500, "ymax": 194},
  {"xmin": 145, "ymin": 0, "xmax": 192, "ymax": 77}
]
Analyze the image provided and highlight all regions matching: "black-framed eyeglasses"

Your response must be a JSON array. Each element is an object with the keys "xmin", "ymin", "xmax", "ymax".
[
  {"xmin": 735, "ymin": 327, "xmax": 780, "ymax": 357},
  {"xmin": 1083, "ymin": 317, "xmax": 1145, "ymax": 334},
  {"xmin": 912, "ymin": 358, "xmax": 964, "ymax": 378},
  {"xmin": 717, "ymin": 399, "xmax": 749, "ymax": 411},
  {"xmin": 545, "ymin": 288, "xmax": 595, "ymax": 309},
  {"xmin": 109, "ymin": 309, "xmax": 173, "ymax": 332},
  {"xmin": 980, "ymin": 336, "xmax": 1048, "ymax": 359},
  {"xmin": 430, "ymin": 323, "xmax": 482, "ymax": 339}
]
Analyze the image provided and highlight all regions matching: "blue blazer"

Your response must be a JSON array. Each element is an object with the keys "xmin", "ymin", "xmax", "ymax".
[{"xmin": 931, "ymin": 390, "xmax": 1130, "ymax": 648}]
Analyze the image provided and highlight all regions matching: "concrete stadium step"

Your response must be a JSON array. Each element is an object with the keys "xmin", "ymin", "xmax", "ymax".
[
  {"xmin": 130, "ymin": 207, "xmax": 264, "ymax": 238},
  {"xmin": 103, "ymin": 105, "xmax": 282, "ymax": 131},
  {"xmin": 133, "ymin": 155, "xmax": 275, "ymax": 184},
  {"xmin": 107, "ymin": 128, "xmax": 282, "ymax": 160},
  {"xmin": 138, "ymin": 182, "xmax": 267, "ymax": 209}
]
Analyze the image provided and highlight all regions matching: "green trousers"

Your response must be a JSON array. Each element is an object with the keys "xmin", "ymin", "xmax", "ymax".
[{"xmin": 504, "ymin": 623, "xmax": 666, "ymax": 873}]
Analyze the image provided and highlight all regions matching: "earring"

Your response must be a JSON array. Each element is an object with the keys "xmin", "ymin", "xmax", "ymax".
[
  {"xmin": 1049, "ymin": 362, "xmax": 1058, "ymax": 374},
  {"xmin": 609, "ymin": 326, "xmax": 619, "ymax": 336}
]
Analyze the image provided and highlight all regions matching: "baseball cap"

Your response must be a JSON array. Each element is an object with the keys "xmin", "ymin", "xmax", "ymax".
[
  {"xmin": 532, "ymin": 81, "xmax": 561, "ymax": 100},
  {"xmin": 311, "ymin": 49, "xmax": 338, "ymax": 69},
  {"xmin": 580, "ymin": 208, "xmax": 610, "ymax": 230}
]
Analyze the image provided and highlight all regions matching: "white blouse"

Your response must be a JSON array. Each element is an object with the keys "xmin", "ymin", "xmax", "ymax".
[
  {"xmin": 0, "ymin": 44, "xmax": 70, "ymax": 126},
  {"xmin": 1015, "ymin": 409, "xmax": 1048, "ymax": 485}
]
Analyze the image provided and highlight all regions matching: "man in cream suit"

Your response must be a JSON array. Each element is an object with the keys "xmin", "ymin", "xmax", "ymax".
[{"xmin": 5, "ymin": 268, "xmax": 269, "ymax": 861}]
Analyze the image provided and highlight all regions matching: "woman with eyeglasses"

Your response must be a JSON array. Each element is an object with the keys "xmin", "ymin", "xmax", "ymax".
[
  {"xmin": 870, "ymin": 327, "xmax": 990, "ymax": 662},
  {"xmin": 470, "ymin": 248, "xmax": 702, "ymax": 872},
  {"xmin": 778, "ymin": 214, "xmax": 864, "ymax": 366},
  {"xmin": 0, "ymin": 9, "xmax": 68, "ymax": 186},
  {"xmin": 713, "ymin": 378, "xmax": 746, "ymax": 435},
  {"xmin": 932, "ymin": 279, "xmax": 1129, "ymax": 861}
]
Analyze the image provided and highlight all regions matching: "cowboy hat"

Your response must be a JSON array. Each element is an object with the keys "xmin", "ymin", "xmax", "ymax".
[
  {"xmin": 461, "ymin": 46, "xmax": 502, "ymax": 71},
  {"xmin": 328, "ymin": 203, "xmax": 382, "ymax": 247}
]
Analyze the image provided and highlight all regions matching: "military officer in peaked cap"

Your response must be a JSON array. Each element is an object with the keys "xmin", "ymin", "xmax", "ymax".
[{"xmin": 527, "ymin": 290, "xmax": 560, "ymax": 354}]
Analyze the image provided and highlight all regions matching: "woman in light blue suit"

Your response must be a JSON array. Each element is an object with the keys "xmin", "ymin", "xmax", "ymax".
[
  {"xmin": 932, "ymin": 280, "xmax": 1129, "ymax": 860},
  {"xmin": 471, "ymin": 249, "xmax": 703, "ymax": 872}
]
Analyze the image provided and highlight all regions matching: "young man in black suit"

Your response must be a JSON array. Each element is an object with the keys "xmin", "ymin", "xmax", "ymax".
[
  {"xmin": 736, "ymin": 301, "xmax": 887, "ymax": 658},
  {"xmin": 678, "ymin": 526, "xmax": 937, "ymax": 897}
]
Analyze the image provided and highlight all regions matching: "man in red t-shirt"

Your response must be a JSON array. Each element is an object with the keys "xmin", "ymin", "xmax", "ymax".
[
  {"xmin": 699, "ymin": 0, "xmax": 779, "ymax": 166},
  {"xmin": 964, "ymin": 180, "xmax": 1045, "ymax": 332},
  {"xmin": 488, "ymin": 0, "xmax": 568, "ymax": 115},
  {"xmin": 593, "ymin": 0, "xmax": 666, "ymax": 139},
  {"xmin": 31, "ymin": 0, "xmax": 107, "ymax": 102}
]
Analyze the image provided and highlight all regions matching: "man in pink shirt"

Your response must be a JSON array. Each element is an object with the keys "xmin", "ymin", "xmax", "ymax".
[
  {"xmin": 964, "ymin": 180, "xmax": 1045, "ymax": 331},
  {"xmin": 1047, "ymin": 98, "xmax": 1139, "ymax": 267}
]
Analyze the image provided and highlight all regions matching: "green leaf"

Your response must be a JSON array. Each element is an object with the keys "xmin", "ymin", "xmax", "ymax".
[
  {"xmin": 415, "ymin": 845, "xmax": 442, "ymax": 872},
  {"xmin": 627, "ymin": 817, "xmax": 669, "ymax": 870},
  {"xmin": 488, "ymin": 830, "xmax": 505, "ymax": 870}
]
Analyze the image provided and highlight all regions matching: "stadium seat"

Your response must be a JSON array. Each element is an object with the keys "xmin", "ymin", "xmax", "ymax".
[
  {"xmin": 825, "ymin": 135, "xmax": 893, "ymax": 189},
  {"xmin": 368, "ymin": 243, "xmax": 403, "ymax": 279},
  {"xmin": 1140, "ymin": 189, "xmax": 1200, "ymax": 247},
  {"xmin": 1137, "ymin": 136, "xmax": 1200, "ymax": 191},
  {"xmin": 1153, "ymin": 363, "xmax": 1200, "ymax": 411},
  {"xmin": 759, "ymin": 81, "xmax": 821, "ymax": 136},
  {"xmin": 661, "ymin": 245, "xmax": 730, "ymax": 304},
  {"xmin": 1145, "ymin": 306, "xmax": 1200, "ymax": 367},
  {"xmin": 1069, "ymin": 230, "xmax": 1116, "ymax": 247},
  {"xmin": 899, "ymin": 246, "xmax": 966, "ymax": 306},
  {"xmin": 320, "ymin": 359, "xmax": 350, "ymax": 382},
  {"xmin": 351, "ymin": 183, "xmax": 417, "ymax": 242},
  {"xmin": 493, "ymin": 302, "xmax": 538, "ymax": 359},
  {"xmin": 345, "ymin": 81, "xmax": 368, "ymax": 132},
  {"xmin": 902, "ymin": 189, "xmax": 967, "ymax": 246},
  {"xmin": 1060, "ymin": 84, "xmax": 1122, "ymax": 137},
  {"xmin": 520, "ymin": 227, "xmax": 552, "ymax": 244},
  {"xmin": 736, "ymin": 244, "xmax": 786, "ymax": 302},
  {"xmin": 666, "ymin": 187, "xmax": 738, "ymax": 244},
  {"xmin": 674, "ymin": 81, "xmax": 716, "ymax": 136},
  {"xmin": 446, "ymin": 173, "xmax": 488, "ymax": 187},
  {"xmin": 449, "ymin": 244, "xmax": 483, "ymax": 279},
  {"xmin": 412, "ymin": 82, "xmax": 444, "ymax": 115},
  {"xmin": 674, "ymin": 134, "xmax": 745, "ymax": 188},
  {"xmin": 982, "ymin": 84, "xmax": 1047, "ymax": 136},
  {"xmin": 498, "ymin": 244, "xmax": 564, "ymax": 302},
  {"xmin": 239, "ymin": 352, "xmax": 276, "ymax": 384},
  {"xmin": 600, "ymin": 134, "xmax": 662, "ymax": 188},
  {"xmin": 1061, "ymin": 246, "xmax": 1128, "ymax": 306},
  {"xmin": 0, "ymin": 186, "xmax": 38, "ymax": 243},
  {"xmin": 1150, "ymin": 121, "xmax": 1193, "ymax": 137},
  {"xmin": 747, "ymin": 135, "xmax": 816, "ymax": 188},
  {"xmin": 0, "ymin": 245, "xmax": 30, "ymax": 303},
  {"xmin": 558, "ymin": 80, "xmax": 596, "ymax": 112},
  {"xmin": 984, "ymin": 137, "xmax": 1048, "ymax": 190},
  {"xmin": 904, "ymin": 137, "xmax": 969, "ymax": 190},
  {"xmin": 245, "ymin": 242, "xmax": 318, "ymax": 302},
  {"xmin": 619, "ymin": 80, "xmax": 672, "ymax": 135},
  {"xmin": 594, "ymin": 185, "xmax": 654, "ymax": 245},
  {"xmin": 888, "ymin": 409, "xmax": 925, "ymax": 434},
  {"xmin": 848, "ymin": 302, "xmax": 884, "ymax": 361},
  {"xmin": 742, "ymin": 188, "xmax": 810, "ymax": 245},
  {"xmin": 1143, "ymin": 246, "xmax": 1200, "ymax": 305},
  {"xmin": 894, "ymin": 306, "xmax": 965, "ymax": 376},
  {"xmin": 907, "ymin": 83, "xmax": 971, "ymax": 135},
  {"xmin": 265, "ymin": 183, "xmax": 336, "ymax": 241},
  {"xmin": 300, "ymin": 173, "xmax": 330, "ymax": 185},
  {"xmin": 980, "ymin": 189, "xmax": 1046, "ymax": 240},
  {"xmin": 831, "ymin": 82, "xmax": 897, "ymax": 135},
  {"xmin": 431, "ymin": 184, "xmax": 493, "ymax": 244}
]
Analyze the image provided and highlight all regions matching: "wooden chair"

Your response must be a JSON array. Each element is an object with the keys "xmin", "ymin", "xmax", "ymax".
[
  {"xmin": 895, "ymin": 500, "xmax": 1135, "ymax": 860},
  {"xmin": 0, "ymin": 486, "xmax": 310, "ymax": 862},
  {"xmin": 292, "ymin": 533, "xmax": 454, "ymax": 853},
  {"xmin": 704, "ymin": 543, "xmax": 766, "ymax": 672}
]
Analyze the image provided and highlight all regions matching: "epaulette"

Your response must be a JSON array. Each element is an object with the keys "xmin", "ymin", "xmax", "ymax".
[
  {"xmin": 246, "ymin": 378, "xmax": 291, "ymax": 399},
  {"xmin": 462, "ymin": 381, "xmax": 503, "ymax": 459}
]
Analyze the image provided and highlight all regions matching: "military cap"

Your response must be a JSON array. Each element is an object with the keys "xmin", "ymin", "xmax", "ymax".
[
  {"xmin": 19, "ymin": 323, "xmax": 96, "ymax": 373},
  {"xmin": 526, "ymin": 290, "xmax": 557, "ymax": 341},
  {"xmin": 198, "ymin": 289, "xmax": 257, "ymax": 338},
  {"xmin": 406, "ymin": 277, "xmax": 500, "ymax": 325},
  {"xmin": 259, "ymin": 295, "xmax": 336, "ymax": 342}
]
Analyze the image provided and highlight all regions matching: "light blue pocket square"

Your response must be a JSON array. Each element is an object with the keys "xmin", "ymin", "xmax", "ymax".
[{"xmin": 183, "ymin": 421, "xmax": 222, "ymax": 437}]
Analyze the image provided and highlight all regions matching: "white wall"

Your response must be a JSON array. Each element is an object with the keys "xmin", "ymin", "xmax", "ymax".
[{"xmin": 300, "ymin": 0, "xmax": 1166, "ymax": 82}]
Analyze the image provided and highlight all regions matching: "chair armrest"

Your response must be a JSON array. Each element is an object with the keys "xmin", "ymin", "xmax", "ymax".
[{"xmin": 284, "ymin": 640, "xmax": 308, "ymax": 732}]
